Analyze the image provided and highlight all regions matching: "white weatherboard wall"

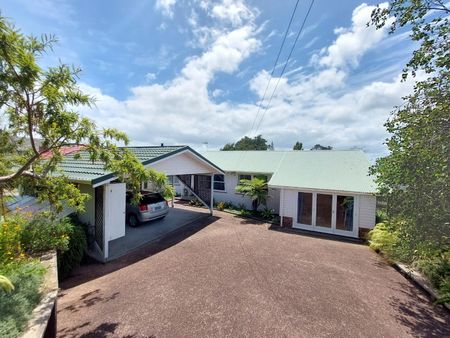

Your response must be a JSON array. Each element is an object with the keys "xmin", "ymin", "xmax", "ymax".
[
  {"xmin": 78, "ymin": 184, "xmax": 95, "ymax": 226},
  {"xmin": 358, "ymin": 195, "xmax": 376, "ymax": 229},
  {"xmin": 149, "ymin": 151, "xmax": 214, "ymax": 175},
  {"xmin": 103, "ymin": 183, "xmax": 126, "ymax": 259},
  {"xmin": 212, "ymin": 173, "xmax": 280, "ymax": 213},
  {"xmin": 280, "ymin": 188, "xmax": 376, "ymax": 238}
]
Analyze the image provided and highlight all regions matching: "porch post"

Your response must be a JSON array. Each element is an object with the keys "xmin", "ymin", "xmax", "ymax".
[{"xmin": 210, "ymin": 174, "xmax": 214, "ymax": 215}]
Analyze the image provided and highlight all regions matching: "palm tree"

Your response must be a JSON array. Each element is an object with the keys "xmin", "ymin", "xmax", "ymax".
[{"xmin": 235, "ymin": 177, "xmax": 268, "ymax": 211}]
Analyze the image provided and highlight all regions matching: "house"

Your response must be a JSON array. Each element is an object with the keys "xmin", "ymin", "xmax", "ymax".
[
  {"xmin": 201, "ymin": 150, "xmax": 377, "ymax": 239},
  {"xmin": 58, "ymin": 145, "xmax": 223, "ymax": 261}
]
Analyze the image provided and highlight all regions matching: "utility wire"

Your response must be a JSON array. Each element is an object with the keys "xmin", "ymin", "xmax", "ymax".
[
  {"xmin": 254, "ymin": 0, "xmax": 315, "ymax": 134},
  {"xmin": 247, "ymin": 0, "xmax": 301, "ymax": 137}
]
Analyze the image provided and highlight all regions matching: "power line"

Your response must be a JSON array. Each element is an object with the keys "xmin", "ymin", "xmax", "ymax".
[
  {"xmin": 253, "ymin": 0, "xmax": 315, "ymax": 134},
  {"xmin": 247, "ymin": 0, "xmax": 301, "ymax": 137}
]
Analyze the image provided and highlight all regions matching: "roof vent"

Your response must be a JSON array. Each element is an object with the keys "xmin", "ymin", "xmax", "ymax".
[{"xmin": 161, "ymin": 143, "xmax": 164, "ymax": 147}]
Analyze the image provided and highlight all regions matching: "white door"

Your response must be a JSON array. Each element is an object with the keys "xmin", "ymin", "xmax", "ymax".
[{"xmin": 105, "ymin": 183, "xmax": 126, "ymax": 242}]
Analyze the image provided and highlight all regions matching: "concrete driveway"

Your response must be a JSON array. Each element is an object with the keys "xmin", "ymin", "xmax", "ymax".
[{"xmin": 58, "ymin": 207, "xmax": 450, "ymax": 338}]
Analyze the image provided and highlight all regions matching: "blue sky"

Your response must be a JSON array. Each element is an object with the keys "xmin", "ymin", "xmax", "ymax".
[{"xmin": 1, "ymin": 0, "xmax": 418, "ymax": 158}]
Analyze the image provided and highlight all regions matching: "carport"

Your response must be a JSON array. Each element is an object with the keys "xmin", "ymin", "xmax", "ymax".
[{"xmin": 58, "ymin": 145, "xmax": 223, "ymax": 262}]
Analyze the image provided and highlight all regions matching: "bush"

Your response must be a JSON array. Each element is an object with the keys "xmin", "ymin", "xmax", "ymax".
[
  {"xmin": 261, "ymin": 208, "xmax": 275, "ymax": 221},
  {"xmin": 0, "ymin": 214, "xmax": 27, "ymax": 264},
  {"xmin": 57, "ymin": 218, "xmax": 87, "ymax": 279},
  {"xmin": 0, "ymin": 260, "xmax": 45, "ymax": 338},
  {"xmin": 20, "ymin": 213, "xmax": 73, "ymax": 255},
  {"xmin": 368, "ymin": 222, "xmax": 399, "ymax": 260},
  {"xmin": 415, "ymin": 251, "xmax": 450, "ymax": 304},
  {"xmin": 216, "ymin": 201, "xmax": 226, "ymax": 211}
]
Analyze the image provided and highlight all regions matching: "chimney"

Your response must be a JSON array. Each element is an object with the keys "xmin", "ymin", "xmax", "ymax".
[{"xmin": 161, "ymin": 143, "xmax": 164, "ymax": 147}]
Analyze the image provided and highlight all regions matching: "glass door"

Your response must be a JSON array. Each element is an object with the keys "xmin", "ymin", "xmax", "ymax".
[
  {"xmin": 297, "ymin": 192, "xmax": 312, "ymax": 226},
  {"xmin": 315, "ymin": 194, "xmax": 332, "ymax": 229},
  {"xmin": 335, "ymin": 195, "xmax": 354, "ymax": 233}
]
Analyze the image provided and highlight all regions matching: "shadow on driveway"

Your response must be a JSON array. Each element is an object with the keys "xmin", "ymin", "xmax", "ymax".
[{"xmin": 60, "ymin": 215, "xmax": 219, "ymax": 289}]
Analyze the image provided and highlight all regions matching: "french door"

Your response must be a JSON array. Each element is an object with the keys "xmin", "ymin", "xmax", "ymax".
[{"xmin": 296, "ymin": 192, "xmax": 357, "ymax": 237}]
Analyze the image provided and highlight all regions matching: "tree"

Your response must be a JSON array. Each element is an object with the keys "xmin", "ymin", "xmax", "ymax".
[
  {"xmin": 293, "ymin": 141, "xmax": 303, "ymax": 150},
  {"xmin": 0, "ymin": 15, "xmax": 163, "ymax": 214},
  {"xmin": 235, "ymin": 177, "xmax": 268, "ymax": 211},
  {"xmin": 311, "ymin": 144, "xmax": 332, "ymax": 150},
  {"xmin": 369, "ymin": 2, "xmax": 450, "ymax": 251},
  {"xmin": 221, "ymin": 135, "xmax": 270, "ymax": 151}
]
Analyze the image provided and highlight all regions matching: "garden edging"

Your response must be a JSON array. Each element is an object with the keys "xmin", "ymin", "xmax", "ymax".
[
  {"xmin": 21, "ymin": 251, "xmax": 58, "ymax": 338},
  {"xmin": 394, "ymin": 262, "xmax": 450, "ymax": 311}
]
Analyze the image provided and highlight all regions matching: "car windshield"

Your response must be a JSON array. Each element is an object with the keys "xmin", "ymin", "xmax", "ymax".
[{"xmin": 141, "ymin": 193, "xmax": 165, "ymax": 204}]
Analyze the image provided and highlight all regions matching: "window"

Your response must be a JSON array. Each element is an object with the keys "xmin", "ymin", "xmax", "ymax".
[
  {"xmin": 213, "ymin": 174, "xmax": 225, "ymax": 191},
  {"xmin": 238, "ymin": 174, "xmax": 252, "ymax": 181},
  {"xmin": 297, "ymin": 192, "xmax": 313, "ymax": 225}
]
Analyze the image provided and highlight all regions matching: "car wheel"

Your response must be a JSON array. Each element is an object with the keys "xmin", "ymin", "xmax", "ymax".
[{"xmin": 128, "ymin": 214, "xmax": 139, "ymax": 227}]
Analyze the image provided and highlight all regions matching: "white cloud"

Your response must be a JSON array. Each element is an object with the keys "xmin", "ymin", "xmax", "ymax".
[
  {"xmin": 314, "ymin": 2, "xmax": 391, "ymax": 69},
  {"xmin": 78, "ymin": 1, "xmax": 417, "ymax": 159},
  {"xmin": 145, "ymin": 72, "xmax": 157, "ymax": 81},
  {"xmin": 210, "ymin": 0, "xmax": 257, "ymax": 27},
  {"xmin": 155, "ymin": 0, "xmax": 177, "ymax": 18}
]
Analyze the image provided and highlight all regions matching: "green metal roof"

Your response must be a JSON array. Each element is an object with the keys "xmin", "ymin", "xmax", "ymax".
[
  {"xmin": 59, "ymin": 146, "xmax": 186, "ymax": 185},
  {"xmin": 202, "ymin": 150, "xmax": 376, "ymax": 194}
]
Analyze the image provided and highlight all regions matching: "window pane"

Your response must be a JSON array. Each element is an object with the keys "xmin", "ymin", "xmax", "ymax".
[
  {"xmin": 316, "ymin": 194, "xmax": 332, "ymax": 228},
  {"xmin": 297, "ymin": 192, "xmax": 312, "ymax": 225},
  {"xmin": 214, "ymin": 182, "xmax": 225, "ymax": 191},
  {"xmin": 214, "ymin": 174, "xmax": 224, "ymax": 182},
  {"xmin": 336, "ymin": 196, "xmax": 354, "ymax": 231},
  {"xmin": 239, "ymin": 174, "xmax": 251, "ymax": 181}
]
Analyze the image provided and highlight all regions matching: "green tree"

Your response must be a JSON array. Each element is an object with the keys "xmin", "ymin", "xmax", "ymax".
[
  {"xmin": 0, "ymin": 15, "xmax": 163, "ymax": 213},
  {"xmin": 369, "ymin": 2, "xmax": 450, "ymax": 252},
  {"xmin": 221, "ymin": 135, "xmax": 270, "ymax": 151},
  {"xmin": 311, "ymin": 144, "xmax": 332, "ymax": 150},
  {"xmin": 293, "ymin": 141, "xmax": 303, "ymax": 150},
  {"xmin": 235, "ymin": 177, "xmax": 268, "ymax": 211}
]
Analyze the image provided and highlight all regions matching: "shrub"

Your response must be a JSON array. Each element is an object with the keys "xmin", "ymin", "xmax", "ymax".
[
  {"xmin": 216, "ymin": 201, "xmax": 226, "ymax": 211},
  {"xmin": 0, "ymin": 214, "xmax": 27, "ymax": 264},
  {"xmin": 0, "ymin": 260, "xmax": 45, "ymax": 338},
  {"xmin": 368, "ymin": 222, "xmax": 399, "ymax": 259},
  {"xmin": 20, "ymin": 213, "xmax": 73, "ymax": 255},
  {"xmin": 57, "ymin": 219, "xmax": 87, "ymax": 279},
  {"xmin": 261, "ymin": 208, "xmax": 275, "ymax": 221}
]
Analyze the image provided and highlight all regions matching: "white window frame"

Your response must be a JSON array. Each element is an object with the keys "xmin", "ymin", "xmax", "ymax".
[
  {"xmin": 213, "ymin": 174, "xmax": 225, "ymax": 192},
  {"xmin": 293, "ymin": 190, "xmax": 359, "ymax": 238}
]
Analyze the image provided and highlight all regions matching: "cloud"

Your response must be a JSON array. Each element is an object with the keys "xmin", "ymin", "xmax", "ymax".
[
  {"xmin": 314, "ymin": 2, "xmax": 391, "ymax": 69},
  {"xmin": 78, "ymin": 1, "xmax": 417, "ymax": 160},
  {"xmin": 145, "ymin": 72, "xmax": 157, "ymax": 81},
  {"xmin": 155, "ymin": 0, "xmax": 177, "ymax": 18}
]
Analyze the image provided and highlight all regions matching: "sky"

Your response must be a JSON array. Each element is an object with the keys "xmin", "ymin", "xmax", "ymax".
[{"xmin": 1, "ymin": 0, "xmax": 419, "ymax": 159}]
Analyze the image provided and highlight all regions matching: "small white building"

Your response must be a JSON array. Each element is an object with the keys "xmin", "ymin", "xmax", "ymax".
[{"xmin": 202, "ymin": 150, "xmax": 377, "ymax": 239}]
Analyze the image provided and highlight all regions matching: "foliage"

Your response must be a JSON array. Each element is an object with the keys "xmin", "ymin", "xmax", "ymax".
[
  {"xmin": 216, "ymin": 201, "xmax": 226, "ymax": 211},
  {"xmin": 188, "ymin": 198, "xmax": 204, "ymax": 207},
  {"xmin": 375, "ymin": 209, "xmax": 387, "ymax": 224},
  {"xmin": 222, "ymin": 135, "xmax": 271, "ymax": 151},
  {"xmin": 20, "ymin": 213, "xmax": 72, "ymax": 255},
  {"xmin": 368, "ymin": 222, "xmax": 400, "ymax": 260},
  {"xmin": 368, "ymin": 0, "xmax": 450, "ymax": 302},
  {"xmin": 310, "ymin": 144, "xmax": 332, "ymax": 150},
  {"xmin": 0, "ymin": 274, "xmax": 14, "ymax": 292},
  {"xmin": 261, "ymin": 207, "xmax": 275, "ymax": 221},
  {"xmin": 415, "ymin": 251, "xmax": 450, "ymax": 304},
  {"xmin": 0, "ymin": 260, "xmax": 45, "ymax": 338},
  {"xmin": 370, "ymin": 0, "xmax": 449, "ymax": 78},
  {"xmin": 0, "ymin": 15, "xmax": 159, "ymax": 212},
  {"xmin": 235, "ymin": 178, "xmax": 268, "ymax": 211},
  {"xmin": 0, "ymin": 213, "xmax": 26, "ymax": 264},
  {"xmin": 293, "ymin": 141, "xmax": 303, "ymax": 150},
  {"xmin": 57, "ymin": 216, "xmax": 87, "ymax": 279}
]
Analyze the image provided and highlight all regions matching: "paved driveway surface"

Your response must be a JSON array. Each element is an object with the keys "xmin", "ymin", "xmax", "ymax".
[{"xmin": 58, "ymin": 208, "xmax": 449, "ymax": 338}]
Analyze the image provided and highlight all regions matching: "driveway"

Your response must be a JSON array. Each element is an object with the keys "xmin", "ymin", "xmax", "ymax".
[{"xmin": 58, "ymin": 208, "xmax": 450, "ymax": 338}]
